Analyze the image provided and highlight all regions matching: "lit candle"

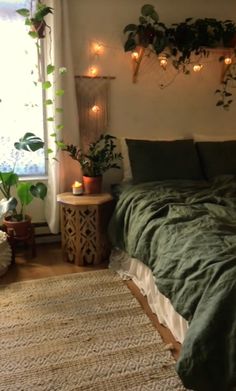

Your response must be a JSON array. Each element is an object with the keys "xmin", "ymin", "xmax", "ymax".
[{"xmin": 72, "ymin": 181, "xmax": 83, "ymax": 195}]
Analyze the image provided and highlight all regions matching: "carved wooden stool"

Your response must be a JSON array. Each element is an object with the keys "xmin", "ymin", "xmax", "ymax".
[{"xmin": 57, "ymin": 193, "xmax": 114, "ymax": 265}]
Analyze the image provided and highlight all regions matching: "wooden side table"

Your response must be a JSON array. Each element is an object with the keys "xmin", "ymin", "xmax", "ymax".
[{"xmin": 57, "ymin": 193, "xmax": 115, "ymax": 266}]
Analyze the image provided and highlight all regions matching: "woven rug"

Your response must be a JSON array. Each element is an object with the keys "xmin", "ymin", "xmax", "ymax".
[{"xmin": 0, "ymin": 270, "xmax": 186, "ymax": 391}]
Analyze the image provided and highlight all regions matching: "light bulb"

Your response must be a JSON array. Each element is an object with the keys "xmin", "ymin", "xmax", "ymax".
[
  {"xmin": 131, "ymin": 51, "xmax": 139, "ymax": 60},
  {"xmin": 93, "ymin": 42, "xmax": 103, "ymax": 55},
  {"xmin": 89, "ymin": 67, "xmax": 98, "ymax": 77},
  {"xmin": 91, "ymin": 105, "xmax": 100, "ymax": 113},
  {"xmin": 193, "ymin": 64, "xmax": 203, "ymax": 72},
  {"xmin": 224, "ymin": 57, "xmax": 232, "ymax": 65},
  {"xmin": 158, "ymin": 55, "xmax": 168, "ymax": 69}
]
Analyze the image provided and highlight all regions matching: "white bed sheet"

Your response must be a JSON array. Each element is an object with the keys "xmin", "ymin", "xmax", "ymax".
[{"xmin": 109, "ymin": 248, "xmax": 188, "ymax": 343}]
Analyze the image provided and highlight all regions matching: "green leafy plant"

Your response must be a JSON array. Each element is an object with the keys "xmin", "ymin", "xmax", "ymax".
[
  {"xmin": 62, "ymin": 134, "xmax": 123, "ymax": 177},
  {"xmin": 123, "ymin": 4, "xmax": 236, "ymax": 108},
  {"xmin": 16, "ymin": 2, "xmax": 53, "ymax": 39},
  {"xmin": 215, "ymin": 58, "xmax": 236, "ymax": 110},
  {"xmin": 16, "ymin": 2, "xmax": 66, "ymax": 157},
  {"xmin": 0, "ymin": 133, "xmax": 47, "ymax": 221},
  {"xmin": 124, "ymin": 4, "xmax": 167, "ymax": 55}
]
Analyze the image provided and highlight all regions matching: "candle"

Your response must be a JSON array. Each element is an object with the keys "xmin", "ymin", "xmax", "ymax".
[{"xmin": 72, "ymin": 181, "xmax": 83, "ymax": 195}]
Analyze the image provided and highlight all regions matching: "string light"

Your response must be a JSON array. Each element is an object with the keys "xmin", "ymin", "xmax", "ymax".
[
  {"xmin": 193, "ymin": 64, "xmax": 203, "ymax": 72},
  {"xmin": 91, "ymin": 105, "xmax": 100, "ymax": 113},
  {"xmin": 89, "ymin": 66, "xmax": 98, "ymax": 77},
  {"xmin": 158, "ymin": 55, "xmax": 168, "ymax": 69},
  {"xmin": 93, "ymin": 42, "xmax": 103, "ymax": 55},
  {"xmin": 131, "ymin": 51, "xmax": 139, "ymax": 60},
  {"xmin": 224, "ymin": 57, "xmax": 232, "ymax": 65}
]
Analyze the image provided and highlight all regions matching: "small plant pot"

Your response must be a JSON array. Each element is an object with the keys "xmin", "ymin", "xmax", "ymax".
[
  {"xmin": 3, "ymin": 215, "xmax": 32, "ymax": 239},
  {"xmin": 31, "ymin": 20, "xmax": 46, "ymax": 38},
  {"xmin": 82, "ymin": 176, "xmax": 102, "ymax": 194}
]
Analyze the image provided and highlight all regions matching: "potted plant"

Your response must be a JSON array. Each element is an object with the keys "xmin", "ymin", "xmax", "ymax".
[
  {"xmin": 0, "ymin": 133, "xmax": 47, "ymax": 238},
  {"xmin": 62, "ymin": 134, "xmax": 123, "ymax": 194},
  {"xmin": 124, "ymin": 4, "xmax": 167, "ymax": 55},
  {"xmin": 16, "ymin": 2, "xmax": 53, "ymax": 39}
]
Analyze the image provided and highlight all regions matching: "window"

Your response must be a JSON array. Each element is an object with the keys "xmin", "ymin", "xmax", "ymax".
[{"xmin": 0, "ymin": 0, "xmax": 46, "ymax": 176}]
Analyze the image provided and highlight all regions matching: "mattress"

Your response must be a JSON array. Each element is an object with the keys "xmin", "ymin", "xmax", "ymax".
[{"xmin": 109, "ymin": 247, "xmax": 188, "ymax": 343}]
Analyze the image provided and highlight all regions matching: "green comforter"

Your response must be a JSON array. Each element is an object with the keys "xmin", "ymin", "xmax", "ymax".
[{"xmin": 109, "ymin": 176, "xmax": 236, "ymax": 391}]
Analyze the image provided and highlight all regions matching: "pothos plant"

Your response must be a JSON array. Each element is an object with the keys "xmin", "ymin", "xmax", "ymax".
[
  {"xmin": 16, "ymin": 1, "xmax": 66, "ymax": 157},
  {"xmin": 124, "ymin": 4, "xmax": 236, "ymax": 109}
]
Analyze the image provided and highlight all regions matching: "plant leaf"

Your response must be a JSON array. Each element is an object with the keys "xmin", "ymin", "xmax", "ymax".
[
  {"xmin": 30, "ymin": 182, "xmax": 47, "ymax": 200},
  {"xmin": 55, "ymin": 89, "xmax": 65, "ymax": 96},
  {"xmin": 47, "ymin": 64, "xmax": 55, "ymax": 74},
  {"xmin": 45, "ymin": 99, "xmax": 53, "ymax": 105},
  {"xmin": 141, "ymin": 4, "xmax": 154, "ymax": 17},
  {"xmin": 42, "ymin": 81, "xmax": 52, "ymax": 89},
  {"xmin": 28, "ymin": 31, "xmax": 38, "ymax": 39},
  {"xmin": 17, "ymin": 182, "xmax": 33, "ymax": 206},
  {"xmin": 124, "ymin": 38, "xmax": 136, "ymax": 52},
  {"xmin": 123, "ymin": 24, "xmax": 137, "ymax": 34},
  {"xmin": 16, "ymin": 8, "xmax": 30, "ymax": 17},
  {"xmin": 14, "ymin": 133, "xmax": 44, "ymax": 152}
]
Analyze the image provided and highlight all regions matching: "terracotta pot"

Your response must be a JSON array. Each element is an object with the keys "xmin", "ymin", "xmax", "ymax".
[
  {"xmin": 82, "ymin": 176, "xmax": 102, "ymax": 194},
  {"xmin": 3, "ymin": 215, "xmax": 32, "ymax": 239}
]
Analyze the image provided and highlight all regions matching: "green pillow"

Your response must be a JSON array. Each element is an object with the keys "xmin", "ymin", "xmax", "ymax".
[
  {"xmin": 126, "ymin": 139, "xmax": 204, "ymax": 183},
  {"xmin": 196, "ymin": 141, "xmax": 236, "ymax": 179}
]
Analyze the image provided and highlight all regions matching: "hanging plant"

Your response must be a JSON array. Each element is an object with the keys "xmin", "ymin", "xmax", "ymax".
[
  {"xmin": 124, "ymin": 4, "xmax": 167, "ymax": 55},
  {"xmin": 16, "ymin": 2, "xmax": 53, "ymax": 39},
  {"xmin": 123, "ymin": 4, "xmax": 236, "ymax": 109},
  {"xmin": 16, "ymin": 1, "xmax": 67, "ymax": 158},
  {"xmin": 215, "ymin": 56, "xmax": 236, "ymax": 110}
]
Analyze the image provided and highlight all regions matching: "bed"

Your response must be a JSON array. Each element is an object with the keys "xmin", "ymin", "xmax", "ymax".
[{"xmin": 108, "ymin": 138, "xmax": 236, "ymax": 391}]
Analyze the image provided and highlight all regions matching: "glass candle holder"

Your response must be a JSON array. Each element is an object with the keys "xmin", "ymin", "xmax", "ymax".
[{"xmin": 72, "ymin": 181, "xmax": 83, "ymax": 195}]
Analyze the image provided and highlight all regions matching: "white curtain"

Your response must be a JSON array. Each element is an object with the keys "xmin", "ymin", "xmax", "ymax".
[{"xmin": 44, "ymin": 0, "xmax": 80, "ymax": 234}]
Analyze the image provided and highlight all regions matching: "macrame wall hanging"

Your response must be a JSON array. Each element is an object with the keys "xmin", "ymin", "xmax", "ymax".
[{"xmin": 75, "ymin": 76, "xmax": 115, "ymax": 150}]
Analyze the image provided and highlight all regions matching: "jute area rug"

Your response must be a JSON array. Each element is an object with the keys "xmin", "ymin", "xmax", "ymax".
[{"xmin": 0, "ymin": 269, "xmax": 186, "ymax": 391}]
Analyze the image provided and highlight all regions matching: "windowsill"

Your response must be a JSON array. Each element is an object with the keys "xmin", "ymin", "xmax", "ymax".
[{"xmin": 18, "ymin": 175, "xmax": 48, "ymax": 182}]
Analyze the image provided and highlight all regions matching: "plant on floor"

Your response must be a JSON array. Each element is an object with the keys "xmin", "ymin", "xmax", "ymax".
[{"xmin": 0, "ymin": 133, "xmax": 47, "ymax": 222}]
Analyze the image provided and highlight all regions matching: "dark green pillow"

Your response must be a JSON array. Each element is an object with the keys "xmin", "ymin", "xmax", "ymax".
[
  {"xmin": 196, "ymin": 141, "xmax": 236, "ymax": 179},
  {"xmin": 126, "ymin": 139, "xmax": 204, "ymax": 183}
]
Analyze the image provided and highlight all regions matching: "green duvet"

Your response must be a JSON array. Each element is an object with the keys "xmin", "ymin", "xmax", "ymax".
[{"xmin": 109, "ymin": 175, "xmax": 236, "ymax": 391}]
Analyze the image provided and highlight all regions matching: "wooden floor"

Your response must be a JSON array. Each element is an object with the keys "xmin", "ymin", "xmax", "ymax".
[{"xmin": 0, "ymin": 241, "xmax": 181, "ymax": 360}]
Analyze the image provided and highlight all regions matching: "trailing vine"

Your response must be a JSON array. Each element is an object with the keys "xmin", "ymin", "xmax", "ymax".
[
  {"xmin": 16, "ymin": 0, "xmax": 66, "ymax": 158},
  {"xmin": 124, "ymin": 4, "xmax": 236, "ymax": 109}
]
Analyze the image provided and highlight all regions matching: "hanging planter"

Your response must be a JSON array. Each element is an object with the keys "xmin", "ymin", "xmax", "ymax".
[
  {"xmin": 30, "ymin": 19, "xmax": 46, "ymax": 39},
  {"xmin": 16, "ymin": 2, "xmax": 53, "ymax": 39}
]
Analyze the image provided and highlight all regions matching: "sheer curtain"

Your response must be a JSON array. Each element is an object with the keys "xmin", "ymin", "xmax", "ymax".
[
  {"xmin": 44, "ymin": 0, "xmax": 80, "ymax": 233},
  {"xmin": 0, "ymin": 0, "xmax": 45, "ymax": 176}
]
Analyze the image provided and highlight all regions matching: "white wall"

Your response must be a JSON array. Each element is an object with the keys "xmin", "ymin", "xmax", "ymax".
[
  {"xmin": 28, "ymin": 0, "xmax": 236, "ymax": 220},
  {"xmin": 68, "ymin": 0, "xmax": 236, "ymax": 142}
]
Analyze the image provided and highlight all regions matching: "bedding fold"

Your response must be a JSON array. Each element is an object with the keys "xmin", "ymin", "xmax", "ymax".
[{"xmin": 109, "ymin": 175, "xmax": 236, "ymax": 391}]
